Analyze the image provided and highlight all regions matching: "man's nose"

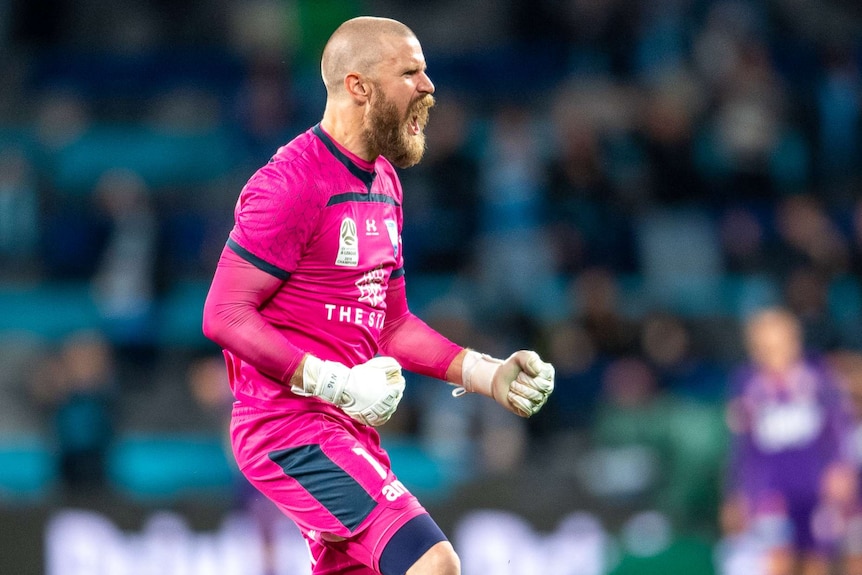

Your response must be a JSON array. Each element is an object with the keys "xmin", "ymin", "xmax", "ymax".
[{"xmin": 419, "ymin": 71, "xmax": 435, "ymax": 94}]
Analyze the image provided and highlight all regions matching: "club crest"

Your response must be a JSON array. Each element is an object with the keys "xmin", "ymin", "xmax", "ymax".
[{"xmin": 384, "ymin": 219, "xmax": 399, "ymax": 260}]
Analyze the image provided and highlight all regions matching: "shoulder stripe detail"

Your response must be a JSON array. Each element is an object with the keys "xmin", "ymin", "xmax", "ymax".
[
  {"xmin": 327, "ymin": 192, "xmax": 400, "ymax": 207},
  {"xmin": 268, "ymin": 445, "xmax": 377, "ymax": 531},
  {"xmin": 226, "ymin": 238, "xmax": 291, "ymax": 280},
  {"xmin": 390, "ymin": 267, "xmax": 405, "ymax": 279},
  {"xmin": 312, "ymin": 124, "xmax": 377, "ymax": 191}
]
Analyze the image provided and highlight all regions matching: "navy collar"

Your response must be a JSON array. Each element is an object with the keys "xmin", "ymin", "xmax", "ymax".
[{"xmin": 312, "ymin": 124, "xmax": 377, "ymax": 192}]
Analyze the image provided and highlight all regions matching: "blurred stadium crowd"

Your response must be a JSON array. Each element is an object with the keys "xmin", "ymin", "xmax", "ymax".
[{"xmin": 2, "ymin": 0, "xmax": 862, "ymax": 573}]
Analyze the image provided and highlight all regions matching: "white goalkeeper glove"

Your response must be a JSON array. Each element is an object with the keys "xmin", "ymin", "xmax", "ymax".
[
  {"xmin": 454, "ymin": 350, "xmax": 554, "ymax": 417},
  {"xmin": 293, "ymin": 355, "xmax": 406, "ymax": 427}
]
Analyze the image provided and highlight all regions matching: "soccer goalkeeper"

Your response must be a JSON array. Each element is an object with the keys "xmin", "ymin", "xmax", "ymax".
[{"xmin": 202, "ymin": 16, "xmax": 554, "ymax": 575}]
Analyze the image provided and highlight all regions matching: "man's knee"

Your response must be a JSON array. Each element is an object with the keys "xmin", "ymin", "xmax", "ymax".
[{"xmin": 407, "ymin": 541, "xmax": 459, "ymax": 575}]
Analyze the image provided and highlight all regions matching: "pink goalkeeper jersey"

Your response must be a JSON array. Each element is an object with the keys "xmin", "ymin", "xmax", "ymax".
[{"xmin": 225, "ymin": 124, "xmax": 405, "ymax": 410}]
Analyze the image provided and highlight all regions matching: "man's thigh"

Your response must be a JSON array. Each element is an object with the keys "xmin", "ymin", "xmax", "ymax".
[{"xmin": 231, "ymin": 406, "xmax": 436, "ymax": 572}]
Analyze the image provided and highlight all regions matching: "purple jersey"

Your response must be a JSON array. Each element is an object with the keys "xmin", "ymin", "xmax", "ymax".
[
  {"xmin": 727, "ymin": 356, "xmax": 856, "ymax": 550},
  {"xmin": 226, "ymin": 125, "xmax": 404, "ymax": 410},
  {"xmin": 728, "ymin": 357, "xmax": 853, "ymax": 496}
]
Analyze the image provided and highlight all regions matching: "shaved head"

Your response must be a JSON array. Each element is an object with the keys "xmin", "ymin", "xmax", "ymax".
[
  {"xmin": 319, "ymin": 16, "xmax": 434, "ymax": 167},
  {"xmin": 321, "ymin": 17, "xmax": 416, "ymax": 95}
]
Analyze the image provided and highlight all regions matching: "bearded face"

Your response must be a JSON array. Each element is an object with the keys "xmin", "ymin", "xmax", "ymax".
[{"xmin": 362, "ymin": 85, "xmax": 434, "ymax": 168}]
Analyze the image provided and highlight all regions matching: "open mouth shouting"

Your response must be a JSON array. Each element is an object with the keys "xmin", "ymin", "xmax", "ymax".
[
  {"xmin": 408, "ymin": 95, "xmax": 434, "ymax": 136},
  {"xmin": 409, "ymin": 115, "xmax": 421, "ymax": 135}
]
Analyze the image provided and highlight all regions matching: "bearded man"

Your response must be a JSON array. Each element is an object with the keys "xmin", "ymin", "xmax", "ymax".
[{"xmin": 203, "ymin": 16, "xmax": 554, "ymax": 575}]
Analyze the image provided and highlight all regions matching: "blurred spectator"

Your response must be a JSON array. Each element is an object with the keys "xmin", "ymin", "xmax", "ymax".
[
  {"xmin": 635, "ymin": 205, "xmax": 725, "ymax": 315},
  {"xmin": 782, "ymin": 265, "xmax": 846, "ymax": 352},
  {"xmin": 569, "ymin": 266, "xmax": 639, "ymax": 357},
  {"xmin": 186, "ymin": 354, "xmax": 233, "ymax": 433},
  {"xmin": 631, "ymin": 0, "xmax": 690, "ymax": 80},
  {"xmin": 225, "ymin": 0, "xmax": 297, "ymax": 61},
  {"xmin": 545, "ymin": 91, "xmax": 636, "ymax": 274},
  {"xmin": 636, "ymin": 72, "xmax": 706, "ymax": 206},
  {"xmin": 581, "ymin": 356, "xmax": 672, "ymax": 506},
  {"xmin": 36, "ymin": 88, "xmax": 107, "ymax": 281},
  {"xmin": 816, "ymin": 46, "xmax": 861, "ymax": 201},
  {"xmin": 146, "ymin": 85, "xmax": 224, "ymax": 134},
  {"xmin": 40, "ymin": 191, "xmax": 109, "ymax": 281},
  {"xmin": 0, "ymin": 333, "xmax": 48, "ymax": 436},
  {"xmin": 560, "ymin": 0, "xmax": 637, "ymax": 76},
  {"xmin": 0, "ymin": 145, "xmax": 41, "ymax": 280},
  {"xmin": 766, "ymin": 194, "xmax": 851, "ymax": 279},
  {"xmin": 230, "ymin": 53, "xmax": 299, "ymax": 166},
  {"xmin": 411, "ymin": 296, "xmax": 488, "ymax": 482},
  {"xmin": 535, "ymin": 319, "xmax": 606, "ymax": 433},
  {"xmin": 545, "ymin": 103, "xmax": 609, "ymax": 274},
  {"xmin": 639, "ymin": 311, "xmax": 726, "ymax": 401},
  {"xmin": 635, "ymin": 310, "xmax": 733, "ymax": 527},
  {"xmin": 89, "ymin": 168, "xmax": 161, "ymax": 348},
  {"xmin": 717, "ymin": 204, "xmax": 768, "ymax": 274},
  {"xmin": 473, "ymin": 103, "xmax": 555, "ymax": 325},
  {"xmin": 586, "ymin": 354, "xmax": 726, "ymax": 528},
  {"xmin": 27, "ymin": 330, "xmax": 117, "ymax": 492},
  {"xmin": 692, "ymin": 1, "xmax": 810, "ymax": 204},
  {"xmin": 33, "ymin": 88, "xmax": 91, "ymax": 153},
  {"xmin": 722, "ymin": 307, "xmax": 858, "ymax": 575}
]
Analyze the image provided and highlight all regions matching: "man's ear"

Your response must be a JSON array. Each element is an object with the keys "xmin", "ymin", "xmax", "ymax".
[{"xmin": 344, "ymin": 73, "xmax": 370, "ymax": 104}]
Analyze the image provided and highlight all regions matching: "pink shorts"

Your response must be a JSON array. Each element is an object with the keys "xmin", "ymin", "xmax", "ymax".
[{"xmin": 230, "ymin": 403, "xmax": 429, "ymax": 574}]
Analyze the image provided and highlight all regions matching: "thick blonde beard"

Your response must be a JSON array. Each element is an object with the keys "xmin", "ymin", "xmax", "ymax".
[{"xmin": 363, "ymin": 89, "xmax": 434, "ymax": 168}]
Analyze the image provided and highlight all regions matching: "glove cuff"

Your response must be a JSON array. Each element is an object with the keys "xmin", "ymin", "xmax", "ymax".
[
  {"xmin": 293, "ymin": 354, "xmax": 321, "ymax": 396},
  {"xmin": 458, "ymin": 350, "xmax": 502, "ymax": 399},
  {"xmin": 296, "ymin": 355, "xmax": 348, "ymax": 404}
]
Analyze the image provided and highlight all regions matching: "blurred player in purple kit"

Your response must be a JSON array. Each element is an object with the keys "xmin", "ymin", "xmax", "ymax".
[
  {"xmin": 202, "ymin": 16, "xmax": 555, "ymax": 575},
  {"xmin": 722, "ymin": 307, "xmax": 858, "ymax": 575}
]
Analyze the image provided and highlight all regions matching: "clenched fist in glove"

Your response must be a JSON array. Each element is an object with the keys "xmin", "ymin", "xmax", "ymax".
[
  {"xmin": 456, "ymin": 350, "xmax": 554, "ymax": 417},
  {"xmin": 294, "ymin": 355, "xmax": 406, "ymax": 426}
]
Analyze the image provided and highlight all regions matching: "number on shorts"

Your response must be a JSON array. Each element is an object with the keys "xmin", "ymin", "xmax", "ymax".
[{"xmin": 352, "ymin": 447, "xmax": 387, "ymax": 479}]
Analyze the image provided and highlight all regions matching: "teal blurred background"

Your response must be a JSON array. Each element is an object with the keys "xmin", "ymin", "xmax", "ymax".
[{"xmin": 1, "ymin": 0, "xmax": 862, "ymax": 573}]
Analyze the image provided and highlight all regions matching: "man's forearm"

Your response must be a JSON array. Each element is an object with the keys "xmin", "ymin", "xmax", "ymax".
[
  {"xmin": 377, "ymin": 311, "xmax": 464, "ymax": 381},
  {"xmin": 202, "ymin": 246, "xmax": 305, "ymax": 384},
  {"xmin": 444, "ymin": 348, "xmax": 468, "ymax": 385}
]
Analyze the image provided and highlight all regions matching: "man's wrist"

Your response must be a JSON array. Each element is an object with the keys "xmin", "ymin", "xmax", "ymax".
[
  {"xmin": 291, "ymin": 354, "xmax": 312, "ymax": 390},
  {"xmin": 461, "ymin": 350, "xmax": 502, "ymax": 399}
]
